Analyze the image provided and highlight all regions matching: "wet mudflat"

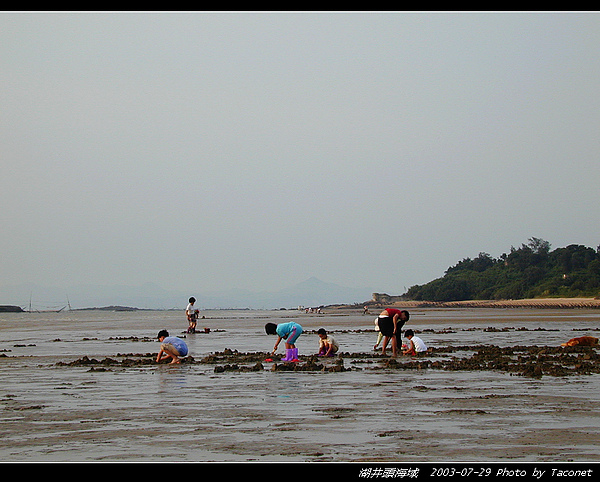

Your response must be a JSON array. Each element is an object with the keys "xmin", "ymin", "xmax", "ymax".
[{"xmin": 1, "ymin": 308, "xmax": 599, "ymax": 462}]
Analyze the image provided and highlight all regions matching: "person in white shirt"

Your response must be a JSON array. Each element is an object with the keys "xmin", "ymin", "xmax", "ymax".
[
  {"xmin": 402, "ymin": 329, "xmax": 428, "ymax": 356},
  {"xmin": 186, "ymin": 297, "xmax": 200, "ymax": 334},
  {"xmin": 317, "ymin": 328, "xmax": 339, "ymax": 357}
]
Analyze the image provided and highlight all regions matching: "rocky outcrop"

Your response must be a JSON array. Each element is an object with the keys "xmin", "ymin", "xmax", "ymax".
[{"xmin": 370, "ymin": 293, "xmax": 405, "ymax": 305}]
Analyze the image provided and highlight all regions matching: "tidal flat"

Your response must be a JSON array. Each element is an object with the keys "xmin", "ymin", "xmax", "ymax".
[{"xmin": 1, "ymin": 307, "xmax": 599, "ymax": 462}]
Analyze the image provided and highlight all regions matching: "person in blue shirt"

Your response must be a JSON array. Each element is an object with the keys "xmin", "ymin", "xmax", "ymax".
[
  {"xmin": 265, "ymin": 321, "xmax": 303, "ymax": 362},
  {"xmin": 156, "ymin": 329, "xmax": 189, "ymax": 364}
]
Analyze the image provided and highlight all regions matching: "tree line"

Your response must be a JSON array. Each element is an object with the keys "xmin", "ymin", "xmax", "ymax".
[{"xmin": 405, "ymin": 238, "xmax": 600, "ymax": 302}]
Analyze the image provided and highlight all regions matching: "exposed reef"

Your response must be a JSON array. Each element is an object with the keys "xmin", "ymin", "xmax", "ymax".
[{"xmin": 54, "ymin": 344, "xmax": 600, "ymax": 378}]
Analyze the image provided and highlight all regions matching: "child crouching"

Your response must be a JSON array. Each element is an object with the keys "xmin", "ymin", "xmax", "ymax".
[{"xmin": 402, "ymin": 329, "xmax": 428, "ymax": 356}]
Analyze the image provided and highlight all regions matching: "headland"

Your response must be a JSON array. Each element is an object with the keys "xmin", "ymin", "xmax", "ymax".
[{"xmin": 328, "ymin": 297, "xmax": 600, "ymax": 312}]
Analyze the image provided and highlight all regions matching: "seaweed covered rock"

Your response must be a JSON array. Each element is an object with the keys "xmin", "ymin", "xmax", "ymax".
[{"xmin": 54, "ymin": 344, "xmax": 600, "ymax": 378}]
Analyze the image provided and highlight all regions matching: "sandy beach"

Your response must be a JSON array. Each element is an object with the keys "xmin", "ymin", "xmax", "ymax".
[
  {"xmin": 1, "ymin": 305, "xmax": 599, "ymax": 462},
  {"xmin": 351, "ymin": 297, "xmax": 600, "ymax": 311},
  {"xmin": 405, "ymin": 298, "xmax": 600, "ymax": 310}
]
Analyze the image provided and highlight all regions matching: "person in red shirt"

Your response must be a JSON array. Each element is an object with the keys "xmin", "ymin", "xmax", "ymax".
[{"xmin": 376, "ymin": 308, "xmax": 410, "ymax": 357}]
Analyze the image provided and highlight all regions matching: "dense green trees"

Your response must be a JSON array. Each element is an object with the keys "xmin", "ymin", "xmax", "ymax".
[{"xmin": 405, "ymin": 238, "xmax": 600, "ymax": 302}]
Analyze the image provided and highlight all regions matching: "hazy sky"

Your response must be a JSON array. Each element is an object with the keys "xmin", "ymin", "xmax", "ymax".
[{"xmin": 1, "ymin": 11, "xmax": 599, "ymax": 297}]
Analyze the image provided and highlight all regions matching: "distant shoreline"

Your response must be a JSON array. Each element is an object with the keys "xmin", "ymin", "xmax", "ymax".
[
  {"xmin": 73, "ymin": 305, "xmax": 140, "ymax": 312},
  {"xmin": 330, "ymin": 297, "xmax": 600, "ymax": 311},
  {"xmin": 5, "ymin": 298, "xmax": 600, "ymax": 313}
]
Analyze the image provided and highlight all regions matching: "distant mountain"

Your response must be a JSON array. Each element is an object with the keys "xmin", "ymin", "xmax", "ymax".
[
  {"xmin": 0, "ymin": 278, "xmax": 372, "ymax": 310},
  {"xmin": 275, "ymin": 276, "xmax": 369, "ymax": 308},
  {"xmin": 198, "ymin": 277, "xmax": 371, "ymax": 309}
]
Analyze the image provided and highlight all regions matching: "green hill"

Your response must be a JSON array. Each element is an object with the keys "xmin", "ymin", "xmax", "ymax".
[{"xmin": 405, "ymin": 238, "xmax": 600, "ymax": 302}]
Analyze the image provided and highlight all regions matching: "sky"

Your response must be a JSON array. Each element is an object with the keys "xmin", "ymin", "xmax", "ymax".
[{"xmin": 1, "ymin": 11, "xmax": 599, "ymax": 300}]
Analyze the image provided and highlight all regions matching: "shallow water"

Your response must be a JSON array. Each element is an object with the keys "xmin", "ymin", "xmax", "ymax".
[{"xmin": 1, "ymin": 308, "xmax": 599, "ymax": 462}]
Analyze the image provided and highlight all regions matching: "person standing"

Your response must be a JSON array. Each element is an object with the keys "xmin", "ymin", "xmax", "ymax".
[
  {"xmin": 373, "ymin": 317, "xmax": 384, "ymax": 350},
  {"xmin": 186, "ymin": 297, "xmax": 200, "ymax": 334}
]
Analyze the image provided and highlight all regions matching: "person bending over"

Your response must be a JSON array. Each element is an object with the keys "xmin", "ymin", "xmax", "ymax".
[{"xmin": 377, "ymin": 308, "xmax": 410, "ymax": 357}]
